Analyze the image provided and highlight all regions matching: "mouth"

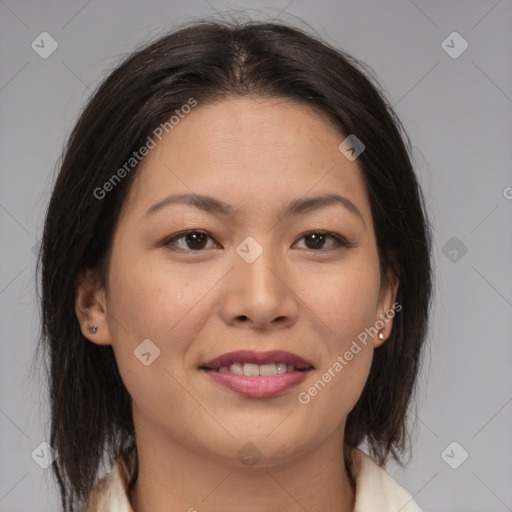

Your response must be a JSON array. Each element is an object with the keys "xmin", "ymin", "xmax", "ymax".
[
  {"xmin": 199, "ymin": 350, "xmax": 314, "ymax": 398},
  {"xmin": 199, "ymin": 349, "xmax": 314, "ymax": 374}
]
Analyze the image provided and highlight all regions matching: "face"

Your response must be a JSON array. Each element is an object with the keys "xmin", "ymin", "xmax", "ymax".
[{"xmin": 76, "ymin": 96, "xmax": 398, "ymax": 467}]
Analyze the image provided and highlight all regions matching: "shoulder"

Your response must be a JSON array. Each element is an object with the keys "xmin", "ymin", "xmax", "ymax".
[{"xmin": 348, "ymin": 448, "xmax": 423, "ymax": 512}]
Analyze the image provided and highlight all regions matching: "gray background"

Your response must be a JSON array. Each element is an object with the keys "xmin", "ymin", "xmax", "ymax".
[{"xmin": 1, "ymin": 0, "xmax": 511, "ymax": 510}]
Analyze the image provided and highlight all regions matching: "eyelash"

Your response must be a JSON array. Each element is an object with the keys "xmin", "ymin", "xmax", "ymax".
[{"xmin": 162, "ymin": 229, "xmax": 354, "ymax": 253}]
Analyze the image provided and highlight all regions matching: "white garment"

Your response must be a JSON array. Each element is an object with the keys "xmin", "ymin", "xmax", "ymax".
[{"xmin": 86, "ymin": 448, "xmax": 422, "ymax": 512}]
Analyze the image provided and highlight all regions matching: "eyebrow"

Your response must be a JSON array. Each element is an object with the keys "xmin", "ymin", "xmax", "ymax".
[{"xmin": 143, "ymin": 192, "xmax": 365, "ymax": 226}]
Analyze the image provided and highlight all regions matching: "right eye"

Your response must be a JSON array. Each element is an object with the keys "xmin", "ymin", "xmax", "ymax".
[{"xmin": 162, "ymin": 230, "xmax": 221, "ymax": 252}]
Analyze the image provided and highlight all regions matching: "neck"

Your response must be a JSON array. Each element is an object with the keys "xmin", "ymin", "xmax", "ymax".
[{"xmin": 128, "ymin": 422, "xmax": 356, "ymax": 512}]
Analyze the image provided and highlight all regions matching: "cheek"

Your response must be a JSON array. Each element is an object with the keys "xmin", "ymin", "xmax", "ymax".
[
  {"xmin": 107, "ymin": 251, "xmax": 215, "ymax": 343},
  {"xmin": 292, "ymin": 256, "xmax": 380, "ymax": 414},
  {"xmin": 298, "ymin": 256, "xmax": 381, "ymax": 348},
  {"xmin": 104, "ymin": 257, "xmax": 214, "ymax": 425}
]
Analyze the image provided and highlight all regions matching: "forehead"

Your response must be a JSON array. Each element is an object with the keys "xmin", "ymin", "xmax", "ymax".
[{"xmin": 121, "ymin": 96, "xmax": 371, "ymax": 223}]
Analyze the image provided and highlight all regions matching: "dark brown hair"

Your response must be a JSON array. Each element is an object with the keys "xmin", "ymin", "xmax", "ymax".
[{"xmin": 34, "ymin": 16, "xmax": 433, "ymax": 512}]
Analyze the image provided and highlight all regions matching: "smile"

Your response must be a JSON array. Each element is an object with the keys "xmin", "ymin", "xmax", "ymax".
[
  {"xmin": 199, "ymin": 349, "xmax": 314, "ymax": 398},
  {"xmin": 201, "ymin": 368, "xmax": 312, "ymax": 398}
]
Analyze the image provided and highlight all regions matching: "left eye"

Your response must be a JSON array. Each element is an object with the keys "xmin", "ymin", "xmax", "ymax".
[
  {"xmin": 293, "ymin": 231, "xmax": 348, "ymax": 251},
  {"xmin": 163, "ymin": 230, "xmax": 350, "ymax": 252}
]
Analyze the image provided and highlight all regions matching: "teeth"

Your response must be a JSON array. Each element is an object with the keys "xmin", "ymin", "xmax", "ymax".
[
  {"xmin": 230, "ymin": 362, "xmax": 244, "ymax": 375},
  {"xmin": 215, "ymin": 362, "xmax": 301, "ymax": 375},
  {"xmin": 243, "ymin": 363, "xmax": 260, "ymax": 376},
  {"xmin": 259, "ymin": 363, "xmax": 277, "ymax": 376},
  {"xmin": 276, "ymin": 363, "xmax": 287, "ymax": 374}
]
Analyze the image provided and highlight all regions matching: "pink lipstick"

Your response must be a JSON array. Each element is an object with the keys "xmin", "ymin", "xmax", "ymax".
[{"xmin": 199, "ymin": 349, "xmax": 314, "ymax": 398}]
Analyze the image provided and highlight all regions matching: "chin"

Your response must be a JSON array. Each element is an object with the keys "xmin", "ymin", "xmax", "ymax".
[{"xmin": 199, "ymin": 432, "xmax": 313, "ymax": 469}]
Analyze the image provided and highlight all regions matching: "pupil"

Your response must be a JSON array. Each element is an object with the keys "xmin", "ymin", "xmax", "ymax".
[
  {"xmin": 187, "ymin": 232, "xmax": 206, "ymax": 250},
  {"xmin": 306, "ymin": 233, "xmax": 324, "ymax": 249}
]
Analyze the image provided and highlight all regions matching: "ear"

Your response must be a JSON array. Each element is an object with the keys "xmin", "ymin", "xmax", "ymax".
[
  {"xmin": 75, "ymin": 268, "xmax": 112, "ymax": 346},
  {"xmin": 374, "ymin": 265, "xmax": 400, "ymax": 349}
]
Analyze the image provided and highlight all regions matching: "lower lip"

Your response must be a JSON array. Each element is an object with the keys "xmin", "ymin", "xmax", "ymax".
[{"xmin": 202, "ymin": 369, "xmax": 311, "ymax": 398}]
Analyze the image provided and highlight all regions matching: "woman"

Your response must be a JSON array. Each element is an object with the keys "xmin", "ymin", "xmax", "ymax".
[{"xmin": 36, "ymin": 16, "xmax": 432, "ymax": 512}]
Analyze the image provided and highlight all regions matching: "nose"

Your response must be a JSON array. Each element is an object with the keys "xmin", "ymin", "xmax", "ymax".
[{"xmin": 219, "ymin": 247, "xmax": 300, "ymax": 332}]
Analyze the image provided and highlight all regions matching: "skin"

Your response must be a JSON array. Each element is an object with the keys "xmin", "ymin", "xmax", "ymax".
[{"xmin": 76, "ymin": 96, "xmax": 399, "ymax": 512}]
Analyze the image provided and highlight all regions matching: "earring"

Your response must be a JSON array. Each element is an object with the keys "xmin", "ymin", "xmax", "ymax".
[
  {"xmin": 87, "ymin": 324, "xmax": 98, "ymax": 334},
  {"xmin": 378, "ymin": 331, "xmax": 385, "ymax": 340}
]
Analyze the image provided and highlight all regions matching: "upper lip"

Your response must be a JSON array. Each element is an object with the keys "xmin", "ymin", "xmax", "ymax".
[{"xmin": 200, "ymin": 350, "xmax": 314, "ymax": 370}]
